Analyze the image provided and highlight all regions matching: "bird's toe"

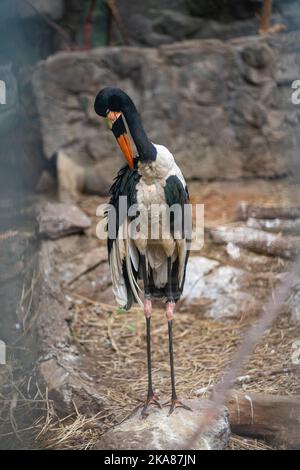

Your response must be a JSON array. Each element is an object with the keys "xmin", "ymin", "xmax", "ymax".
[
  {"xmin": 163, "ymin": 398, "xmax": 192, "ymax": 416},
  {"xmin": 140, "ymin": 393, "xmax": 162, "ymax": 419}
]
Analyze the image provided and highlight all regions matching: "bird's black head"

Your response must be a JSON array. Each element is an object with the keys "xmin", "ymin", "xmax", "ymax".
[
  {"xmin": 94, "ymin": 87, "xmax": 131, "ymax": 117},
  {"xmin": 94, "ymin": 87, "xmax": 157, "ymax": 168},
  {"xmin": 94, "ymin": 87, "xmax": 135, "ymax": 170}
]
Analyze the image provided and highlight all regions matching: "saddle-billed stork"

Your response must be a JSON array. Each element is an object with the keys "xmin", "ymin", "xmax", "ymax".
[{"xmin": 94, "ymin": 87, "xmax": 191, "ymax": 417}]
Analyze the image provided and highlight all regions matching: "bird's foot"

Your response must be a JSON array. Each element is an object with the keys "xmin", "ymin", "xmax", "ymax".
[
  {"xmin": 163, "ymin": 398, "xmax": 192, "ymax": 416},
  {"xmin": 140, "ymin": 393, "xmax": 162, "ymax": 419}
]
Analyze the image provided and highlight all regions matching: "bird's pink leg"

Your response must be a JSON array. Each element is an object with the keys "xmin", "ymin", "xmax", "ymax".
[
  {"xmin": 141, "ymin": 297, "xmax": 161, "ymax": 418},
  {"xmin": 140, "ymin": 254, "xmax": 161, "ymax": 418},
  {"xmin": 144, "ymin": 298, "xmax": 152, "ymax": 319},
  {"xmin": 166, "ymin": 301, "xmax": 175, "ymax": 322}
]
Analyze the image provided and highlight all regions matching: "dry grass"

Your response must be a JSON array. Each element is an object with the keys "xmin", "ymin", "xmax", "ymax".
[
  {"xmin": 71, "ymin": 301, "xmax": 300, "ymax": 405},
  {"xmin": 35, "ymin": 408, "xmax": 109, "ymax": 450},
  {"xmin": 48, "ymin": 296, "xmax": 299, "ymax": 450},
  {"xmin": 227, "ymin": 434, "xmax": 275, "ymax": 450},
  {"xmin": 0, "ymin": 365, "xmax": 110, "ymax": 450},
  {"xmin": 1, "ymin": 294, "xmax": 298, "ymax": 449},
  {"xmin": 2, "ymin": 182, "xmax": 300, "ymax": 450},
  {"xmin": 0, "ymin": 363, "xmax": 46, "ymax": 449}
]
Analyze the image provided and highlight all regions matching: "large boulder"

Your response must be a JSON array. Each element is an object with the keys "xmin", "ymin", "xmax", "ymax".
[
  {"xmin": 94, "ymin": 399, "xmax": 230, "ymax": 450},
  {"xmin": 32, "ymin": 32, "xmax": 299, "ymax": 188},
  {"xmin": 35, "ymin": 240, "xmax": 108, "ymax": 416},
  {"xmin": 37, "ymin": 202, "xmax": 91, "ymax": 239},
  {"xmin": 182, "ymin": 256, "xmax": 258, "ymax": 319},
  {"xmin": 125, "ymin": 10, "xmax": 260, "ymax": 47}
]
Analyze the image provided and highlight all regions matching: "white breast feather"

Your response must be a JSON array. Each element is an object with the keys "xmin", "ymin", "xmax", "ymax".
[{"xmin": 134, "ymin": 143, "xmax": 189, "ymax": 292}]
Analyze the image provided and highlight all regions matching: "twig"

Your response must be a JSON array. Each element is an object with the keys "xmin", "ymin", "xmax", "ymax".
[
  {"xmin": 22, "ymin": 270, "xmax": 40, "ymax": 332},
  {"xmin": 21, "ymin": 0, "xmax": 73, "ymax": 47},
  {"xmin": 236, "ymin": 366, "xmax": 300, "ymax": 383},
  {"xmin": 63, "ymin": 288, "xmax": 142, "ymax": 312},
  {"xmin": 195, "ymin": 366, "xmax": 300, "ymax": 395},
  {"xmin": 105, "ymin": 0, "xmax": 130, "ymax": 45},
  {"xmin": 106, "ymin": 314, "xmax": 132, "ymax": 362},
  {"xmin": 260, "ymin": 0, "xmax": 272, "ymax": 32},
  {"xmin": 66, "ymin": 260, "xmax": 103, "ymax": 286},
  {"xmin": 63, "ymin": 289, "xmax": 114, "ymax": 309},
  {"xmin": 9, "ymin": 392, "xmax": 22, "ymax": 443}
]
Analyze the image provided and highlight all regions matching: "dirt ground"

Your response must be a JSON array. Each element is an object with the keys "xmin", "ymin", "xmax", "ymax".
[
  {"xmin": 67, "ymin": 302, "xmax": 299, "ymax": 449},
  {"xmin": 1, "ymin": 178, "xmax": 300, "ymax": 450}
]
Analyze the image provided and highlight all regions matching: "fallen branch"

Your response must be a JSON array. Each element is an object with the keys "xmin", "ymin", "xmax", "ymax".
[
  {"xmin": 184, "ymin": 253, "xmax": 300, "ymax": 449},
  {"xmin": 226, "ymin": 392, "xmax": 300, "ymax": 448},
  {"xmin": 211, "ymin": 224, "xmax": 300, "ymax": 259},
  {"xmin": 237, "ymin": 202, "xmax": 300, "ymax": 221},
  {"xmin": 247, "ymin": 217, "xmax": 300, "ymax": 235}
]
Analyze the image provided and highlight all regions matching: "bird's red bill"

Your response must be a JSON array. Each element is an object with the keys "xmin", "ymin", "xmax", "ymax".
[
  {"xmin": 117, "ymin": 133, "xmax": 134, "ymax": 171},
  {"xmin": 111, "ymin": 115, "xmax": 135, "ymax": 171}
]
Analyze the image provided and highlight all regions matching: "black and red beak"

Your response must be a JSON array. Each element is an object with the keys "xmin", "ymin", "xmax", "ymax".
[{"xmin": 110, "ymin": 115, "xmax": 134, "ymax": 171}]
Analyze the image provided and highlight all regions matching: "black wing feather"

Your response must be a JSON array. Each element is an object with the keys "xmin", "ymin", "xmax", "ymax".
[{"xmin": 107, "ymin": 162, "xmax": 140, "ymax": 309}]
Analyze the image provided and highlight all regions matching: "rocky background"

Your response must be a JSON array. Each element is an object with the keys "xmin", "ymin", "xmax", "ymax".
[
  {"xmin": 1, "ymin": 0, "xmax": 300, "ymax": 196},
  {"xmin": 32, "ymin": 32, "xmax": 299, "ymax": 198}
]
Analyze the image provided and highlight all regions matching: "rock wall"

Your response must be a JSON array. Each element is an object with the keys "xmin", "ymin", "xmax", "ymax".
[
  {"xmin": 0, "ymin": 1, "xmax": 62, "ymax": 192},
  {"xmin": 109, "ymin": 0, "xmax": 300, "ymax": 47},
  {"xmin": 32, "ymin": 32, "xmax": 300, "ymax": 188}
]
